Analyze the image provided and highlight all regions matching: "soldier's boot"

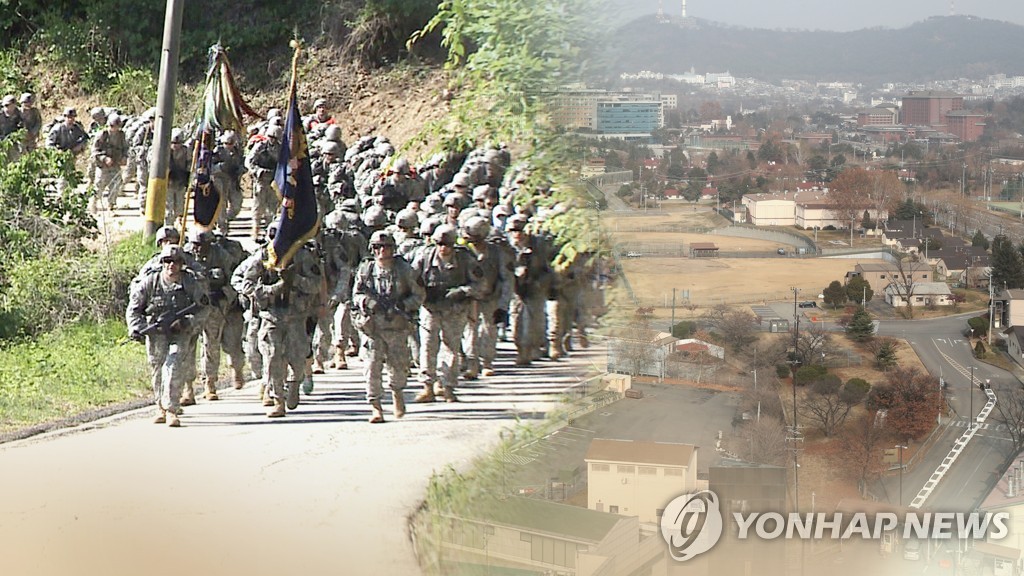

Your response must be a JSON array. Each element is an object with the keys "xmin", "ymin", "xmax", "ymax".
[
  {"xmin": 392, "ymin": 390, "xmax": 406, "ymax": 419},
  {"xmin": 286, "ymin": 381, "xmax": 301, "ymax": 410},
  {"xmin": 369, "ymin": 400, "xmax": 385, "ymax": 424},
  {"xmin": 562, "ymin": 333, "xmax": 574, "ymax": 353},
  {"xmin": 442, "ymin": 387, "xmax": 459, "ymax": 403},
  {"xmin": 434, "ymin": 382, "xmax": 445, "ymax": 396},
  {"xmin": 462, "ymin": 359, "xmax": 479, "ymax": 381},
  {"xmin": 312, "ymin": 359, "xmax": 325, "ymax": 374},
  {"xmin": 203, "ymin": 379, "xmax": 219, "ymax": 401},
  {"xmin": 578, "ymin": 333, "xmax": 590, "ymax": 349},
  {"xmin": 266, "ymin": 398, "xmax": 286, "ymax": 418},
  {"xmin": 180, "ymin": 382, "xmax": 197, "ymax": 406},
  {"xmin": 332, "ymin": 347, "xmax": 348, "ymax": 370},
  {"xmin": 515, "ymin": 353, "xmax": 532, "ymax": 367},
  {"xmin": 301, "ymin": 374, "xmax": 314, "ymax": 396},
  {"xmin": 153, "ymin": 408, "xmax": 167, "ymax": 424},
  {"xmin": 345, "ymin": 342, "xmax": 359, "ymax": 357},
  {"xmin": 548, "ymin": 338, "xmax": 564, "ymax": 361},
  {"xmin": 481, "ymin": 366, "xmax": 496, "ymax": 377},
  {"xmin": 232, "ymin": 368, "xmax": 245, "ymax": 390},
  {"xmin": 414, "ymin": 384, "xmax": 436, "ymax": 403},
  {"xmin": 250, "ymin": 221, "xmax": 260, "ymax": 241},
  {"xmin": 166, "ymin": 411, "xmax": 181, "ymax": 428},
  {"xmin": 260, "ymin": 384, "xmax": 275, "ymax": 407}
]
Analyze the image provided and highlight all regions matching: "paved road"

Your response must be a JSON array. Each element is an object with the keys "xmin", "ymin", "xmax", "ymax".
[
  {"xmin": 0, "ymin": 185, "xmax": 604, "ymax": 575},
  {"xmin": 0, "ymin": 342, "xmax": 601, "ymax": 576}
]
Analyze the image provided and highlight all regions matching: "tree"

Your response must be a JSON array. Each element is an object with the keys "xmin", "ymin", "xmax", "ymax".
[
  {"xmin": 842, "ymin": 378, "xmax": 871, "ymax": 405},
  {"xmin": 894, "ymin": 198, "xmax": 919, "ymax": 220},
  {"xmin": 827, "ymin": 167, "xmax": 873, "ymax": 231},
  {"xmin": 846, "ymin": 276, "xmax": 873, "ymax": 304},
  {"xmin": 868, "ymin": 367, "xmax": 941, "ymax": 440},
  {"xmin": 800, "ymin": 374, "xmax": 859, "ymax": 436},
  {"xmin": 971, "ymin": 229, "xmax": 990, "ymax": 250},
  {"xmin": 794, "ymin": 364, "xmax": 828, "ymax": 387},
  {"xmin": 702, "ymin": 304, "xmax": 757, "ymax": 350},
  {"xmin": 888, "ymin": 258, "xmax": 920, "ymax": 319},
  {"xmin": 671, "ymin": 321, "xmax": 695, "ymax": 339},
  {"xmin": 846, "ymin": 306, "xmax": 875, "ymax": 342},
  {"xmin": 727, "ymin": 416, "xmax": 789, "ymax": 466},
  {"xmin": 838, "ymin": 413, "xmax": 889, "ymax": 497},
  {"xmin": 706, "ymin": 151, "xmax": 720, "ymax": 174},
  {"xmin": 995, "ymin": 384, "xmax": 1024, "ymax": 452},
  {"xmin": 861, "ymin": 209, "xmax": 875, "ymax": 230},
  {"xmin": 792, "ymin": 323, "xmax": 836, "ymax": 367},
  {"xmin": 991, "ymin": 234, "xmax": 1024, "ymax": 290},
  {"xmin": 614, "ymin": 314, "xmax": 658, "ymax": 376},
  {"xmin": 872, "ymin": 339, "xmax": 898, "ymax": 370},
  {"xmin": 822, "ymin": 280, "xmax": 848, "ymax": 309}
]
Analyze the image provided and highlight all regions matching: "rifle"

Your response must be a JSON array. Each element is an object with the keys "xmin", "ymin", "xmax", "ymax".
[
  {"xmin": 360, "ymin": 278, "xmax": 413, "ymax": 324},
  {"xmin": 138, "ymin": 302, "xmax": 199, "ymax": 338}
]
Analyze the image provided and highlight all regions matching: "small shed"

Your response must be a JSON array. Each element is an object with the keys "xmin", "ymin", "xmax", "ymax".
[{"xmin": 690, "ymin": 242, "xmax": 719, "ymax": 258}]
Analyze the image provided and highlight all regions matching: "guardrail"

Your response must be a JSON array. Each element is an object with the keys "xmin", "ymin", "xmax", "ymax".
[{"xmin": 908, "ymin": 386, "xmax": 997, "ymax": 509}]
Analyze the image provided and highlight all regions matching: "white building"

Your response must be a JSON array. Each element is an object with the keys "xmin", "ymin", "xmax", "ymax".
[{"xmin": 585, "ymin": 438, "xmax": 699, "ymax": 524}]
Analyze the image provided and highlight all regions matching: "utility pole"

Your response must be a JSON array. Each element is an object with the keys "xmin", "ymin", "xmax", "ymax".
[
  {"xmin": 988, "ymin": 274, "xmax": 995, "ymax": 347},
  {"xmin": 144, "ymin": 0, "xmax": 185, "ymax": 238},
  {"xmin": 896, "ymin": 444, "xmax": 908, "ymax": 506},
  {"xmin": 671, "ymin": 288, "xmax": 676, "ymax": 335}
]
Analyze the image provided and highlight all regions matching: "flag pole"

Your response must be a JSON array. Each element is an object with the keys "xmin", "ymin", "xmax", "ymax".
[{"xmin": 177, "ymin": 136, "xmax": 203, "ymax": 243}]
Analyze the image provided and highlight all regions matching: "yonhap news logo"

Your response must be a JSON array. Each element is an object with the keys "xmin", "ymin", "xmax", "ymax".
[
  {"xmin": 660, "ymin": 490, "xmax": 724, "ymax": 561},
  {"xmin": 659, "ymin": 490, "xmax": 1010, "ymax": 562}
]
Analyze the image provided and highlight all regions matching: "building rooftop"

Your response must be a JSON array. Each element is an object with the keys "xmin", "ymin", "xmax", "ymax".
[
  {"xmin": 458, "ymin": 496, "xmax": 626, "ymax": 543},
  {"xmin": 585, "ymin": 438, "xmax": 697, "ymax": 467}
]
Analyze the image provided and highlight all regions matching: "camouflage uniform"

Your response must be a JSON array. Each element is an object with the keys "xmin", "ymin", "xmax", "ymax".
[
  {"xmin": 352, "ymin": 247, "xmax": 424, "ymax": 420},
  {"xmin": 232, "ymin": 243, "xmax": 323, "ymax": 417},
  {"xmin": 166, "ymin": 139, "xmax": 191, "ymax": 226},
  {"xmin": 462, "ymin": 226, "xmax": 512, "ymax": 378},
  {"xmin": 130, "ymin": 119, "xmax": 154, "ymax": 213},
  {"xmin": 212, "ymin": 133, "xmax": 245, "ymax": 233},
  {"xmin": 507, "ymin": 217, "xmax": 553, "ymax": 365},
  {"xmin": 412, "ymin": 228, "xmax": 482, "ymax": 402},
  {"xmin": 92, "ymin": 119, "xmax": 129, "ymax": 210},
  {"xmin": 126, "ymin": 247, "xmax": 210, "ymax": 425},
  {"xmin": 244, "ymin": 133, "xmax": 282, "ymax": 237},
  {"xmin": 19, "ymin": 97, "xmax": 42, "ymax": 152}
]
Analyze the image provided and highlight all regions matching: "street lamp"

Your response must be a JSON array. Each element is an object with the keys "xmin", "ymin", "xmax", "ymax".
[
  {"xmin": 896, "ymin": 444, "xmax": 908, "ymax": 506},
  {"xmin": 969, "ymin": 365, "xmax": 975, "ymax": 428}
]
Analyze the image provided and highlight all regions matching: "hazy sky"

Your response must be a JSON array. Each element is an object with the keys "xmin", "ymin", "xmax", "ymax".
[{"xmin": 620, "ymin": 0, "xmax": 1024, "ymax": 31}]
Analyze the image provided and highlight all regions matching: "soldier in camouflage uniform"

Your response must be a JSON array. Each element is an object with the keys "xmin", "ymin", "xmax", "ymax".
[
  {"xmin": 231, "ymin": 225, "xmax": 323, "ymax": 417},
  {"xmin": 411, "ymin": 224, "xmax": 482, "ymax": 403},
  {"xmin": 126, "ymin": 245, "xmax": 210, "ymax": 427},
  {"xmin": 18, "ymin": 93, "xmax": 41, "ymax": 152},
  {"xmin": 92, "ymin": 114, "xmax": 129, "ymax": 210},
  {"xmin": 244, "ymin": 125, "xmax": 283, "ymax": 239},
  {"xmin": 212, "ymin": 130, "xmax": 245, "ymax": 233},
  {"xmin": 352, "ymin": 231, "xmax": 425, "ymax": 422},
  {"xmin": 185, "ymin": 230, "xmax": 247, "ymax": 400},
  {"xmin": 506, "ymin": 214, "xmax": 553, "ymax": 365},
  {"xmin": 322, "ymin": 209, "xmax": 367, "ymax": 369},
  {"xmin": 460, "ymin": 216, "xmax": 511, "ymax": 379},
  {"xmin": 166, "ymin": 128, "xmax": 191, "ymax": 226},
  {"xmin": 128, "ymin": 110, "xmax": 155, "ymax": 214}
]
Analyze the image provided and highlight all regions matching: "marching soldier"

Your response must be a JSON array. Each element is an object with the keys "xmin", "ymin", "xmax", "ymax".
[
  {"xmin": 351, "ymin": 231, "xmax": 424, "ymax": 422},
  {"xmin": 126, "ymin": 245, "xmax": 210, "ymax": 427}
]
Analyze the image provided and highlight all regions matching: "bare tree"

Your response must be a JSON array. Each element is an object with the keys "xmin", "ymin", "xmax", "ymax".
[
  {"xmin": 613, "ymin": 314, "xmax": 659, "ymax": 376},
  {"xmin": 828, "ymin": 167, "xmax": 873, "ymax": 230},
  {"xmin": 838, "ymin": 412, "xmax": 889, "ymax": 497},
  {"xmin": 995, "ymin": 384, "xmax": 1024, "ymax": 452},
  {"xmin": 887, "ymin": 258, "xmax": 920, "ymax": 319},
  {"xmin": 800, "ymin": 375, "xmax": 859, "ymax": 437},
  {"xmin": 702, "ymin": 304, "xmax": 758, "ymax": 350},
  {"xmin": 727, "ymin": 415, "xmax": 789, "ymax": 466},
  {"xmin": 792, "ymin": 322, "xmax": 837, "ymax": 366}
]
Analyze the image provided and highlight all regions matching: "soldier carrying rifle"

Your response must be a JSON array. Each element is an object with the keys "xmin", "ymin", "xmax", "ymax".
[{"xmin": 126, "ymin": 245, "xmax": 210, "ymax": 427}]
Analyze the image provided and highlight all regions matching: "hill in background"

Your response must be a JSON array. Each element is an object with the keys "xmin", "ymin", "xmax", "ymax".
[{"xmin": 607, "ymin": 15, "xmax": 1024, "ymax": 83}]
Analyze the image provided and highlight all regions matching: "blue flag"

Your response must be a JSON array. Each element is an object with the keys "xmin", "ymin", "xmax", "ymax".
[{"xmin": 268, "ymin": 77, "xmax": 319, "ymax": 270}]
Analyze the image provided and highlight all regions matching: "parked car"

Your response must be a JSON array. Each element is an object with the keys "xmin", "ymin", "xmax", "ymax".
[
  {"xmin": 626, "ymin": 251, "xmax": 642, "ymax": 258},
  {"xmin": 777, "ymin": 248, "xmax": 787, "ymax": 255},
  {"xmin": 798, "ymin": 301, "xmax": 817, "ymax": 309}
]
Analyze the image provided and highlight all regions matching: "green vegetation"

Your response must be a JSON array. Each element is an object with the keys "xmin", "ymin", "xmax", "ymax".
[
  {"xmin": 0, "ymin": 320, "xmax": 150, "ymax": 432},
  {"xmin": 845, "ymin": 306, "xmax": 875, "ymax": 342}
]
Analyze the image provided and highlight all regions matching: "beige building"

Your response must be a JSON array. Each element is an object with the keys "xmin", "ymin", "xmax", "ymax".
[
  {"xmin": 975, "ymin": 460, "xmax": 1024, "ymax": 575},
  {"xmin": 440, "ymin": 496, "xmax": 667, "ymax": 576},
  {"xmin": 742, "ymin": 190, "xmax": 884, "ymax": 229},
  {"xmin": 852, "ymin": 261, "xmax": 933, "ymax": 293},
  {"xmin": 883, "ymin": 281, "xmax": 954, "ymax": 308},
  {"xmin": 994, "ymin": 289, "xmax": 1024, "ymax": 332},
  {"xmin": 585, "ymin": 438, "xmax": 698, "ymax": 523}
]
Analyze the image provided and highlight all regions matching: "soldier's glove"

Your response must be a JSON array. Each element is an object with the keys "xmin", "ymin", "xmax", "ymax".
[
  {"xmin": 493, "ymin": 309, "xmax": 509, "ymax": 326},
  {"xmin": 129, "ymin": 330, "xmax": 144, "ymax": 343},
  {"xmin": 169, "ymin": 318, "xmax": 190, "ymax": 334},
  {"xmin": 515, "ymin": 266, "xmax": 528, "ymax": 278},
  {"xmin": 445, "ymin": 287, "xmax": 470, "ymax": 302},
  {"xmin": 364, "ymin": 298, "xmax": 379, "ymax": 314}
]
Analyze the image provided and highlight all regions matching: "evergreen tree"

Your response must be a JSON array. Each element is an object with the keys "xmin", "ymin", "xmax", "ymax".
[
  {"xmin": 972, "ymin": 229, "xmax": 989, "ymax": 249},
  {"xmin": 846, "ymin": 306, "xmax": 875, "ymax": 342},
  {"xmin": 874, "ymin": 341, "xmax": 898, "ymax": 370},
  {"xmin": 823, "ymin": 280, "xmax": 848, "ymax": 309},
  {"xmin": 847, "ymin": 276, "xmax": 873, "ymax": 304},
  {"xmin": 894, "ymin": 198, "xmax": 918, "ymax": 220},
  {"xmin": 992, "ymin": 234, "xmax": 1024, "ymax": 290}
]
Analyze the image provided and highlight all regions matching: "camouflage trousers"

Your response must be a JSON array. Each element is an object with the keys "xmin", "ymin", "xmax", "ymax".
[
  {"xmin": 135, "ymin": 154, "xmax": 150, "ymax": 214},
  {"xmin": 362, "ymin": 328, "xmax": 412, "ymax": 403},
  {"xmin": 146, "ymin": 333, "xmax": 189, "ymax": 412},
  {"xmin": 313, "ymin": 301, "xmax": 338, "ymax": 364},
  {"xmin": 94, "ymin": 166, "xmax": 123, "ymax": 209},
  {"xmin": 419, "ymin": 306, "xmax": 467, "ymax": 389},
  {"xmin": 510, "ymin": 294, "xmax": 547, "ymax": 363},
  {"xmin": 548, "ymin": 286, "xmax": 582, "ymax": 353},
  {"xmin": 258, "ymin": 315, "xmax": 309, "ymax": 401},
  {"xmin": 243, "ymin": 308, "xmax": 263, "ymax": 381},
  {"xmin": 252, "ymin": 179, "xmax": 278, "ymax": 231},
  {"xmin": 165, "ymin": 182, "xmax": 186, "ymax": 226},
  {"xmin": 332, "ymin": 300, "xmax": 359, "ymax": 351},
  {"xmin": 199, "ymin": 305, "xmax": 246, "ymax": 384},
  {"xmin": 463, "ymin": 298, "xmax": 500, "ymax": 374},
  {"xmin": 214, "ymin": 175, "xmax": 244, "ymax": 233}
]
